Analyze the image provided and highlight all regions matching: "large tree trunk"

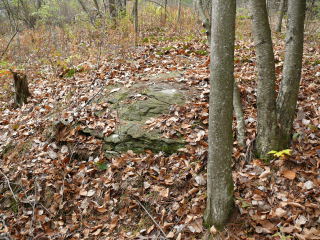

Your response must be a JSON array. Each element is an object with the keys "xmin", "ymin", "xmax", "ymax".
[
  {"xmin": 249, "ymin": 0, "xmax": 279, "ymax": 158},
  {"xmin": 196, "ymin": 0, "xmax": 245, "ymax": 148},
  {"xmin": 11, "ymin": 70, "xmax": 31, "ymax": 107},
  {"xmin": 275, "ymin": 0, "xmax": 286, "ymax": 32},
  {"xmin": 204, "ymin": 0, "xmax": 236, "ymax": 231},
  {"xmin": 276, "ymin": 0, "xmax": 306, "ymax": 149}
]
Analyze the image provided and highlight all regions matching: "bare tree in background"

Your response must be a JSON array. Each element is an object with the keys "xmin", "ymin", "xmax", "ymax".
[
  {"xmin": 196, "ymin": 0, "xmax": 211, "ymax": 42},
  {"xmin": 177, "ymin": 0, "xmax": 182, "ymax": 23},
  {"xmin": 133, "ymin": 0, "xmax": 138, "ymax": 45},
  {"xmin": 109, "ymin": 0, "xmax": 117, "ymax": 18},
  {"xmin": 164, "ymin": 0, "xmax": 167, "ymax": 25},
  {"xmin": 77, "ymin": 0, "xmax": 95, "ymax": 24}
]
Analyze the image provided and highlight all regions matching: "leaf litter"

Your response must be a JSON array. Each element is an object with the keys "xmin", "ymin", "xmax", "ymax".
[{"xmin": 0, "ymin": 32, "xmax": 319, "ymax": 240}]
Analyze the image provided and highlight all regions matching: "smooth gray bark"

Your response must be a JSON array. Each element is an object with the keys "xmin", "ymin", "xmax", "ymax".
[
  {"xmin": 276, "ymin": 0, "xmax": 306, "ymax": 149},
  {"xmin": 233, "ymin": 84, "xmax": 245, "ymax": 147},
  {"xmin": 177, "ymin": 0, "xmax": 182, "ymax": 23},
  {"xmin": 204, "ymin": 0, "xmax": 236, "ymax": 230},
  {"xmin": 164, "ymin": 0, "xmax": 167, "ymax": 25},
  {"xmin": 197, "ymin": 0, "xmax": 211, "ymax": 43},
  {"xmin": 275, "ymin": 0, "xmax": 286, "ymax": 32},
  {"xmin": 249, "ymin": 0, "xmax": 279, "ymax": 158},
  {"xmin": 197, "ymin": 0, "xmax": 245, "ymax": 147},
  {"xmin": 133, "ymin": 0, "xmax": 138, "ymax": 45}
]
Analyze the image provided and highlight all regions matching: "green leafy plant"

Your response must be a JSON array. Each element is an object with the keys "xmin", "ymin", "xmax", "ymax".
[
  {"xmin": 268, "ymin": 149, "xmax": 292, "ymax": 158},
  {"xmin": 272, "ymin": 231, "xmax": 293, "ymax": 240},
  {"xmin": 0, "ymin": 61, "xmax": 11, "ymax": 68},
  {"xmin": 94, "ymin": 161, "xmax": 108, "ymax": 171}
]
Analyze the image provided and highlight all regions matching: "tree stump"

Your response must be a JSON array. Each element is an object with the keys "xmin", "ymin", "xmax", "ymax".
[{"xmin": 10, "ymin": 70, "xmax": 31, "ymax": 107}]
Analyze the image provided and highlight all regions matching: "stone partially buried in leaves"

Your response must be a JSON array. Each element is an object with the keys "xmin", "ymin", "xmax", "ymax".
[{"xmin": 101, "ymin": 82, "xmax": 187, "ymax": 154}]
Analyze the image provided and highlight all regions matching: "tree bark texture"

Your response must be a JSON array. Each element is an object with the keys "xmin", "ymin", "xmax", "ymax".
[
  {"xmin": 77, "ymin": 0, "xmax": 94, "ymax": 24},
  {"xmin": 275, "ymin": 0, "xmax": 286, "ymax": 32},
  {"xmin": 233, "ymin": 84, "xmax": 245, "ymax": 147},
  {"xmin": 116, "ymin": 0, "xmax": 126, "ymax": 15},
  {"xmin": 134, "ymin": 0, "xmax": 138, "ymax": 45},
  {"xmin": 164, "ymin": 0, "xmax": 168, "ymax": 25},
  {"xmin": 92, "ymin": 0, "xmax": 101, "ymax": 16},
  {"xmin": 197, "ymin": 0, "xmax": 245, "ymax": 148},
  {"xmin": 276, "ymin": 0, "xmax": 306, "ymax": 149},
  {"xmin": 11, "ymin": 70, "xmax": 31, "ymax": 107},
  {"xmin": 197, "ymin": 0, "xmax": 211, "ymax": 43},
  {"xmin": 108, "ymin": 0, "xmax": 117, "ymax": 18},
  {"xmin": 249, "ymin": 0, "xmax": 279, "ymax": 158},
  {"xmin": 177, "ymin": 0, "xmax": 182, "ymax": 23},
  {"xmin": 204, "ymin": 0, "xmax": 236, "ymax": 230}
]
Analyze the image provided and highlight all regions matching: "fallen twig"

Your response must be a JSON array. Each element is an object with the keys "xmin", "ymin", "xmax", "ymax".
[
  {"xmin": 0, "ymin": 169, "xmax": 18, "ymax": 204},
  {"xmin": 135, "ymin": 198, "xmax": 167, "ymax": 239},
  {"xmin": 0, "ymin": 29, "xmax": 19, "ymax": 60}
]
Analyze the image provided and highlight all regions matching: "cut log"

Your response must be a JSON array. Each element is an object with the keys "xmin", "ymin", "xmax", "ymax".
[{"xmin": 10, "ymin": 70, "xmax": 31, "ymax": 107}]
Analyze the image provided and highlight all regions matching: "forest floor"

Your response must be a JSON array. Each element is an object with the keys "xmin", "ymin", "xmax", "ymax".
[{"xmin": 0, "ymin": 23, "xmax": 320, "ymax": 240}]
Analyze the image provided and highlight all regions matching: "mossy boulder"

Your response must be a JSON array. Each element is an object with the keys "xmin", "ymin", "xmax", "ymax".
[
  {"xmin": 107, "ymin": 83, "xmax": 185, "ymax": 121},
  {"xmin": 104, "ymin": 121, "xmax": 184, "ymax": 154},
  {"xmin": 99, "ymin": 80, "xmax": 187, "ymax": 155}
]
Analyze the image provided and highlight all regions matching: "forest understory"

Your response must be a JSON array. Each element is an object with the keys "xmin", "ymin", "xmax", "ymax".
[{"xmin": 0, "ymin": 18, "xmax": 320, "ymax": 240}]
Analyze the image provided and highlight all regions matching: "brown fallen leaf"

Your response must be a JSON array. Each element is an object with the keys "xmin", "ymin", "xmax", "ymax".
[
  {"xmin": 282, "ymin": 170, "xmax": 296, "ymax": 180},
  {"xmin": 166, "ymin": 231, "xmax": 175, "ymax": 238},
  {"xmin": 210, "ymin": 225, "xmax": 217, "ymax": 234},
  {"xmin": 188, "ymin": 218, "xmax": 203, "ymax": 233},
  {"xmin": 275, "ymin": 207, "xmax": 287, "ymax": 218},
  {"xmin": 96, "ymin": 207, "xmax": 108, "ymax": 213}
]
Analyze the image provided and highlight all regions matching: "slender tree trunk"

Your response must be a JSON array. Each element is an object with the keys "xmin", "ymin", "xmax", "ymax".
[
  {"xmin": 117, "ymin": 0, "xmax": 126, "ymax": 16},
  {"xmin": 103, "ymin": 0, "xmax": 108, "ymax": 14},
  {"xmin": 276, "ymin": 0, "xmax": 306, "ymax": 149},
  {"xmin": 249, "ymin": 0, "xmax": 279, "ymax": 158},
  {"xmin": 78, "ymin": 0, "xmax": 94, "ymax": 24},
  {"xmin": 108, "ymin": 0, "xmax": 117, "ymax": 18},
  {"xmin": 177, "ymin": 0, "xmax": 182, "ymax": 23},
  {"xmin": 233, "ymin": 84, "xmax": 246, "ymax": 147},
  {"xmin": 266, "ymin": 0, "xmax": 271, "ymax": 24},
  {"xmin": 134, "ymin": 0, "xmax": 138, "ymax": 46},
  {"xmin": 92, "ymin": 0, "xmax": 101, "ymax": 16},
  {"xmin": 197, "ymin": 0, "xmax": 245, "ymax": 147},
  {"xmin": 164, "ymin": 0, "xmax": 168, "ymax": 25},
  {"xmin": 197, "ymin": 0, "xmax": 211, "ymax": 43},
  {"xmin": 2, "ymin": 0, "xmax": 17, "ymax": 30},
  {"xmin": 275, "ymin": 0, "xmax": 286, "ymax": 32},
  {"xmin": 204, "ymin": 0, "xmax": 236, "ymax": 230},
  {"xmin": 19, "ymin": 0, "xmax": 37, "ymax": 28}
]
